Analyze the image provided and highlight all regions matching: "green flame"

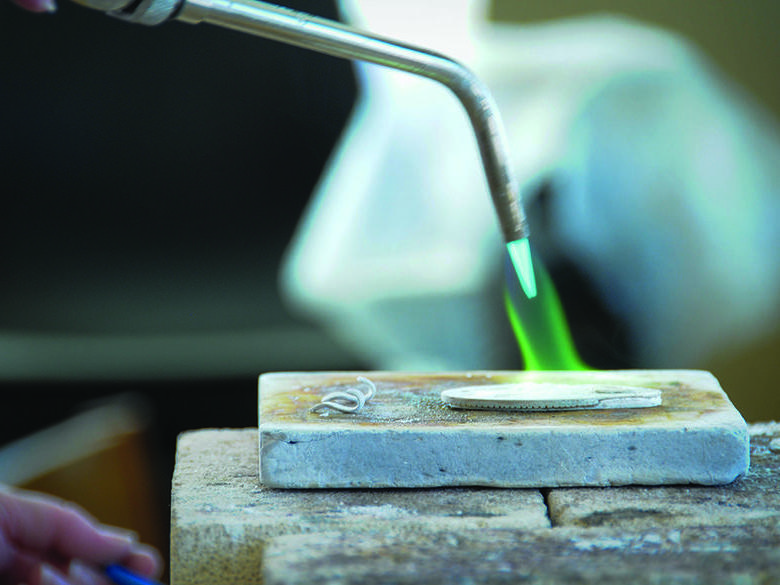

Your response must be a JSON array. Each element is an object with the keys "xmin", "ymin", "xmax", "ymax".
[{"xmin": 504, "ymin": 247, "xmax": 589, "ymax": 371}]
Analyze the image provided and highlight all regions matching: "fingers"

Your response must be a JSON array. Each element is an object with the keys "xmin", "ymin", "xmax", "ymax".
[
  {"xmin": 0, "ymin": 545, "xmax": 41, "ymax": 585},
  {"xmin": 38, "ymin": 561, "xmax": 111, "ymax": 585},
  {"xmin": 118, "ymin": 543, "xmax": 162, "ymax": 579},
  {"xmin": 5, "ymin": 559, "xmax": 116, "ymax": 585},
  {"xmin": 66, "ymin": 561, "xmax": 111, "ymax": 585},
  {"xmin": 9, "ymin": 0, "xmax": 57, "ymax": 12},
  {"xmin": 0, "ymin": 487, "xmax": 163, "ymax": 581},
  {"xmin": 40, "ymin": 564, "xmax": 75, "ymax": 585},
  {"xmin": 0, "ymin": 489, "xmax": 134, "ymax": 565}
]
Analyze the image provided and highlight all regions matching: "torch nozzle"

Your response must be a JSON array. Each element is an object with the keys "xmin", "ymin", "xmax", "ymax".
[{"xmin": 72, "ymin": 0, "xmax": 536, "ymax": 296}]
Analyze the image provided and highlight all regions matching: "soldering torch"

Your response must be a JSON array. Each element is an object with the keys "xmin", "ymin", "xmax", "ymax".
[{"xmin": 69, "ymin": 0, "xmax": 537, "ymax": 298}]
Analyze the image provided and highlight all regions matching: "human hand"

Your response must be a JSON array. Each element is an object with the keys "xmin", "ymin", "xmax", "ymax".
[
  {"xmin": 0, "ymin": 485, "xmax": 162, "ymax": 585},
  {"xmin": 10, "ymin": 0, "xmax": 57, "ymax": 13}
]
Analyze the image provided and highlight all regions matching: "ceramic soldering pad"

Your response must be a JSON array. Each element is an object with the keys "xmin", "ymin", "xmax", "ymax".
[{"xmin": 258, "ymin": 370, "xmax": 749, "ymax": 489}]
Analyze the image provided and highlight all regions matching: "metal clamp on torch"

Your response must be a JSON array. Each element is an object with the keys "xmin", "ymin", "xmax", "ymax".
[{"xmin": 73, "ymin": 0, "xmax": 538, "ymax": 298}]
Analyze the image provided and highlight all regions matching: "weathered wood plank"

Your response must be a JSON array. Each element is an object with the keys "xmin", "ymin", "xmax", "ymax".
[
  {"xmin": 170, "ymin": 429, "xmax": 549, "ymax": 585},
  {"xmin": 547, "ymin": 422, "xmax": 780, "ymax": 529},
  {"xmin": 262, "ymin": 524, "xmax": 780, "ymax": 585},
  {"xmin": 171, "ymin": 424, "xmax": 779, "ymax": 585}
]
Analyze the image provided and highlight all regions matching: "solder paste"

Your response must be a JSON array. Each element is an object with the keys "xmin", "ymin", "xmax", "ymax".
[{"xmin": 440, "ymin": 383, "xmax": 662, "ymax": 412}]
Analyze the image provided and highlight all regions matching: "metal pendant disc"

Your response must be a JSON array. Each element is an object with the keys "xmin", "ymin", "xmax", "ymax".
[{"xmin": 441, "ymin": 383, "xmax": 662, "ymax": 412}]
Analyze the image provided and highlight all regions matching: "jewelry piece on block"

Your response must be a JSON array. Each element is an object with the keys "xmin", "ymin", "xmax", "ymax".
[
  {"xmin": 441, "ymin": 383, "xmax": 662, "ymax": 412},
  {"xmin": 311, "ymin": 376, "xmax": 376, "ymax": 414}
]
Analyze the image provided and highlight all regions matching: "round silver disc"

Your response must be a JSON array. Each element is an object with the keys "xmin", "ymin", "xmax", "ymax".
[{"xmin": 441, "ymin": 383, "xmax": 662, "ymax": 412}]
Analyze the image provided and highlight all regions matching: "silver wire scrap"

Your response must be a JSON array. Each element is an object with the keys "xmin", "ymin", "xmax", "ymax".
[{"xmin": 311, "ymin": 376, "xmax": 376, "ymax": 414}]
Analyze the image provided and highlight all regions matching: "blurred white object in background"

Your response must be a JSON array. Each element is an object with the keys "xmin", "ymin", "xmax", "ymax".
[
  {"xmin": 281, "ymin": 0, "xmax": 780, "ymax": 370},
  {"xmin": 552, "ymin": 53, "xmax": 780, "ymax": 367},
  {"xmin": 281, "ymin": 0, "xmax": 506, "ymax": 370}
]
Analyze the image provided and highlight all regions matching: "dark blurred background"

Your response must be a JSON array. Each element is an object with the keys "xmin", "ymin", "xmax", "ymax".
[
  {"xmin": 0, "ymin": 0, "xmax": 778, "ymax": 576},
  {"xmin": 0, "ymin": 0, "xmax": 362, "ymax": 571}
]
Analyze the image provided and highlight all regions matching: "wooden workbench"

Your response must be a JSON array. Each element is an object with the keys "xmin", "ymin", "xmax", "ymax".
[{"xmin": 170, "ymin": 424, "xmax": 780, "ymax": 584}]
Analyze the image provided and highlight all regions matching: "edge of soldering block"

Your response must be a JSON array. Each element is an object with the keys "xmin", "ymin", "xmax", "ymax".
[{"xmin": 257, "ymin": 370, "xmax": 749, "ymax": 489}]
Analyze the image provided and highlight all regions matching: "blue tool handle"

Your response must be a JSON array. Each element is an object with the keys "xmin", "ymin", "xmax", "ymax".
[{"xmin": 104, "ymin": 564, "xmax": 165, "ymax": 585}]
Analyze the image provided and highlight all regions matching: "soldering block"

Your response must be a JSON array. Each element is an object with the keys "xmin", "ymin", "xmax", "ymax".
[{"xmin": 258, "ymin": 370, "xmax": 749, "ymax": 489}]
